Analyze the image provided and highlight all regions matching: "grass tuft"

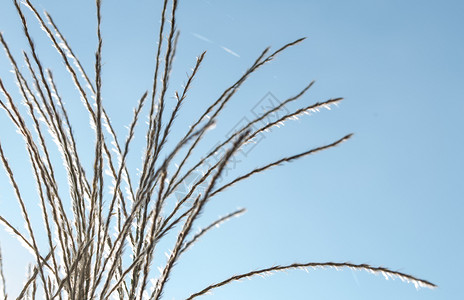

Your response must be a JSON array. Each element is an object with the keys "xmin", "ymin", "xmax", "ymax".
[{"xmin": 0, "ymin": 0, "xmax": 434, "ymax": 299}]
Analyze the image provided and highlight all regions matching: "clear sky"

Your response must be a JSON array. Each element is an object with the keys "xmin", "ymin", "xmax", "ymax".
[{"xmin": 0, "ymin": 0, "xmax": 463, "ymax": 299}]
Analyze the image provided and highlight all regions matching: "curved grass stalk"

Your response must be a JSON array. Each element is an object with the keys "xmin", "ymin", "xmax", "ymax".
[{"xmin": 186, "ymin": 262, "xmax": 436, "ymax": 300}]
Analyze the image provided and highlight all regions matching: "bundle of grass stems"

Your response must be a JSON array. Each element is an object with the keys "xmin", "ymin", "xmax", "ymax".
[{"xmin": 0, "ymin": 0, "xmax": 435, "ymax": 299}]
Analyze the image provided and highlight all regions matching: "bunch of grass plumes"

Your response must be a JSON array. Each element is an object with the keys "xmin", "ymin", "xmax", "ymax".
[{"xmin": 0, "ymin": 0, "xmax": 435, "ymax": 299}]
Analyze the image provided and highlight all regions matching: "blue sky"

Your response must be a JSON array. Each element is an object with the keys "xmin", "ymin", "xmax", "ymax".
[{"xmin": 0, "ymin": 0, "xmax": 463, "ymax": 299}]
